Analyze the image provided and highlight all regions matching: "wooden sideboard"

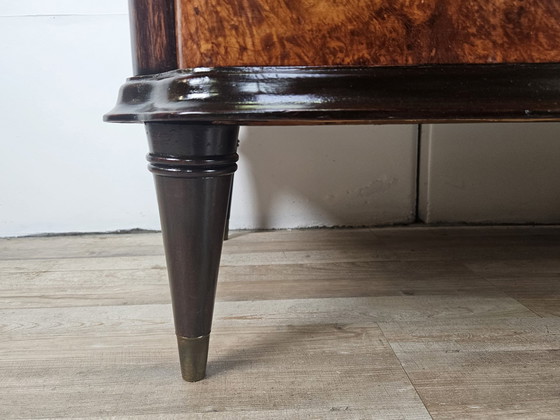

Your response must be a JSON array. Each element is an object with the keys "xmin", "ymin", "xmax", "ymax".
[{"xmin": 106, "ymin": 0, "xmax": 560, "ymax": 381}]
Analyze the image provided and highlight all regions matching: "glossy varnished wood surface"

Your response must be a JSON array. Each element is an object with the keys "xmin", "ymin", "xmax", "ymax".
[
  {"xmin": 128, "ymin": 0, "xmax": 177, "ymax": 75},
  {"xmin": 105, "ymin": 64, "xmax": 560, "ymax": 124},
  {"xmin": 2, "ymin": 227, "xmax": 560, "ymax": 418},
  {"xmin": 177, "ymin": 0, "xmax": 560, "ymax": 67}
]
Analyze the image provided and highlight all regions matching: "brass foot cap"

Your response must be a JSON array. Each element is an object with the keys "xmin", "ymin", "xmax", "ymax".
[{"xmin": 177, "ymin": 335, "xmax": 209, "ymax": 382}]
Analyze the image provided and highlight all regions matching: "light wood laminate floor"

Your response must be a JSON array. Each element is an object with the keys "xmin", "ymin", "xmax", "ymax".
[{"xmin": 1, "ymin": 227, "xmax": 559, "ymax": 419}]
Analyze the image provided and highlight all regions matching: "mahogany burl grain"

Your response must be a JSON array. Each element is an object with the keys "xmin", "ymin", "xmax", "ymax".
[
  {"xmin": 129, "ymin": 0, "xmax": 177, "ymax": 75},
  {"xmin": 177, "ymin": 0, "xmax": 560, "ymax": 68}
]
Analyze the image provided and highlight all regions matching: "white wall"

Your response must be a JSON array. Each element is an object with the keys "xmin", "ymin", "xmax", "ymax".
[
  {"xmin": 232, "ymin": 126, "xmax": 418, "ymax": 229},
  {"xmin": 2, "ymin": 2, "xmax": 559, "ymax": 237},
  {"xmin": 0, "ymin": 3, "xmax": 155, "ymax": 237},
  {"xmin": 419, "ymin": 123, "xmax": 560, "ymax": 224},
  {"xmin": 0, "ymin": 1, "xmax": 417, "ymax": 237}
]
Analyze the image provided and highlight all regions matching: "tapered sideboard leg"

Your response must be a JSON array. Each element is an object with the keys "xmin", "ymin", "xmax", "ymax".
[
  {"xmin": 145, "ymin": 122, "xmax": 239, "ymax": 381},
  {"xmin": 224, "ymin": 180, "xmax": 234, "ymax": 241}
]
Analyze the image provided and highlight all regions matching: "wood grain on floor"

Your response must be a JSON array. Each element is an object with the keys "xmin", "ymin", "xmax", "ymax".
[{"xmin": 0, "ymin": 227, "xmax": 559, "ymax": 419}]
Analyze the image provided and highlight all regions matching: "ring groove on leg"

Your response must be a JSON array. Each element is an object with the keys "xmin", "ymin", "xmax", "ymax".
[{"xmin": 147, "ymin": 153, "xmax": 238, "ymax": 178}]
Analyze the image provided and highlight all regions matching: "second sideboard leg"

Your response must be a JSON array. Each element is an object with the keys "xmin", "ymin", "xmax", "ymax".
[
  {"xmin": 224, "ymin": 180, "xmax": 234, "ymax": 241},
  {"xmin": 145, "ymin": 122, "xmax": 239, "ymax": 381}
]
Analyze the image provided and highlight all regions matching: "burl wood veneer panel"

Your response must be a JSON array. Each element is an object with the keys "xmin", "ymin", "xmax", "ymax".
[{"xmin": 177, "ymin": 0, "xmax": 560, "ymax": 67}]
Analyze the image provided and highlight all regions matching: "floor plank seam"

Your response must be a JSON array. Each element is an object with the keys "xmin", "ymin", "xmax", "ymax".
[
  {"xmin": 377, "ymin": 322, "xmax": 435, "ymax": 420},
  {"xmin": 482, "ymin": 276, "xmax": 546, "ymax": 319}
]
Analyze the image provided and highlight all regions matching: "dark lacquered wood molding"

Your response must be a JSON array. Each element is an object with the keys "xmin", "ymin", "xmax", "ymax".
[
  {"xmin": 128, "ymin": 0, "xmax": 177, "ymax": 75},
  {"xmin": 105, "ymin": 64, "xmax": 560, "ymax": 125}
]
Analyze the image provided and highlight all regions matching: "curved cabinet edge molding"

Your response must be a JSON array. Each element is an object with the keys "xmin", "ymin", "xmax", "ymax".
[{"xmin": 105, "ymin": 64, "xmax": 560, "ymax": 125}]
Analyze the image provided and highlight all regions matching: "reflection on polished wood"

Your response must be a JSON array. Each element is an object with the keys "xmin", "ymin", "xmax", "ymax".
[
  {"xmin": 105, "ymin": 64, "xmax": 560, "ymax": 124},
  {"xmin": 178, "ymin": 0, "xmax": 560, "ymax": 67},
  {"xmin": 128, "ymin": 0, "xmax": 177, "ymax": 75}
]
